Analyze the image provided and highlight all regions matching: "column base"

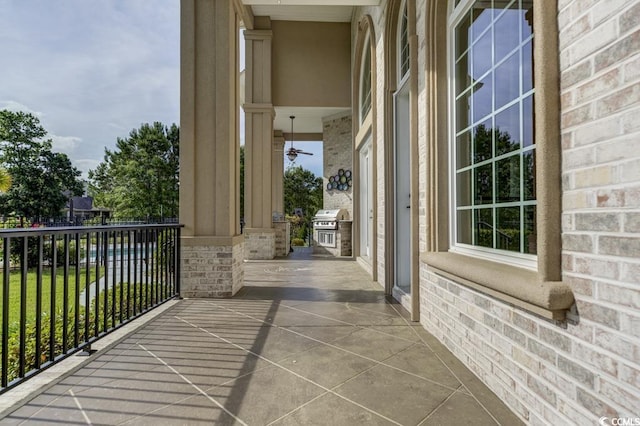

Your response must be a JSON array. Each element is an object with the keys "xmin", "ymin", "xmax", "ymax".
[
  {"xmin": 180, "ymin": 236, "xmax": 244, "ymax": 298},
  {"xmin": 273, "ymin": 221, "xmax": 291, "ymax": 257},
  {"xmin": 244, "ymin": 228, "xmax": 276, "ymax": 260}
]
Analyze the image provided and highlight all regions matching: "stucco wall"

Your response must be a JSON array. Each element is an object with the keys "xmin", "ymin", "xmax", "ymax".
[{"xmin": 272, "ymin": 21, "xmax": 351, "ymax": 108}]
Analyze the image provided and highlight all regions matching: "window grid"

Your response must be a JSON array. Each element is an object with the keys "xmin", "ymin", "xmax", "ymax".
[
  {"xmin": 399, "ymin": 1, "xmax": 410, "ymax": 79},
  {"xmin": 360, "ymin": 37, "xmax": 372, "ymax": 122},
  {"xmin": 452, "ymin": 0, "xmax": 536, "ymax": 258}
]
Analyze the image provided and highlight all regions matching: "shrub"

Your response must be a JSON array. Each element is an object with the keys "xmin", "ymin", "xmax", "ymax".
[{"xmin": 291, "ymin": 238, "xmax": 305, "ymax": 246}]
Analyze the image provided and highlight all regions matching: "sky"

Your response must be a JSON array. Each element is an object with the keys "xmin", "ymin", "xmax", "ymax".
[{"xmin": 0, "ymin": 1, "xmax": 323, "ymax": 181}]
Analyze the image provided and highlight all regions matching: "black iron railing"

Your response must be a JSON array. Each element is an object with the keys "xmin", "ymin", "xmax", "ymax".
[{"xmin": 0, "ymin": 223, "xmax": 182, "ymax": 394}]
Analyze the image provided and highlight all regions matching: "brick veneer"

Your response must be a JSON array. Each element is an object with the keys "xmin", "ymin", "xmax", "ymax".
[
  {"xmin": 352, "ymin": 0, "xmax": 640, "ymax": 423},
  {"xmin": 181, "ymin": 242, "xmax": 244, "ymax": 298}
]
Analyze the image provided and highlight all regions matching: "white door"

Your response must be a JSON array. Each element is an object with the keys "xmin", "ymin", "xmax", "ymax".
[
  {"xmin": 359, "ymin": 138, "xmax": 373, "ymax": 262},
  {"xmin": 394, "ymin": 82, "xmax": 411, "ymax": 293}
]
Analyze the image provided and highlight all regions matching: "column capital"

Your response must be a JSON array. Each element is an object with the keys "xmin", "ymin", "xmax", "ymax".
[
  {"xmin": 242, "ymin": 103, "xmax": 275, "ymax": 115},
  {"xmin": 244, "ymin": 29, "xmax": 273, "ymax": 40}
]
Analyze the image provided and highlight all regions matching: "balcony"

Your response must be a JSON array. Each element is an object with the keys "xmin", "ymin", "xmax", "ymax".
[{"xmin": 0, "ymin": 245, "xmax": 521, "ymax": 425}]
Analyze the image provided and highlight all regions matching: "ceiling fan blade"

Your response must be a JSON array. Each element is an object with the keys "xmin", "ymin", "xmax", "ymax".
[{"xmin": 298, "ymin": 151, "xmax": 314, "ymax": 155}]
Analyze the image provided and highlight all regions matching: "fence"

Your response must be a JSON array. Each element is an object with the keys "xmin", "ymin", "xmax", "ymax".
[{"xmin": 0, "ymin": 223, "xmax": 182, "ymax": 393}]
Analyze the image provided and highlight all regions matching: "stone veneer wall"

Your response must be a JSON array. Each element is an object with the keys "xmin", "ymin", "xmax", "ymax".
[
  {"xmin": 419, "ymin": 1, "xmax": 640, "ymax": 424},
  {"xmin": 323, "ymin": 113, "xmax": 353, "ymax": 219},
  {"xmin": 181, "ymin": 242, "xmax": 244, "ymax": 298}
]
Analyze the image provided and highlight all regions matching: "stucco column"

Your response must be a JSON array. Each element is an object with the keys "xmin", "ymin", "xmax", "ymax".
[
  {"xmin": 179, "ymin": 0, "xmax": 244, "ymax": 297},
  {"xmin": 243, "ymin": 28, "xmax": 276, "ymax": 259},
  {"xmin": 272, "ymin": 130, "xmax": 285, "ymax": 218}
]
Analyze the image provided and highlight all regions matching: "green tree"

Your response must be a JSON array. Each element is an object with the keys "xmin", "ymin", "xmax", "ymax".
[
  {"xmin": 284, "ymin": 165, "xmax": 322, "ymax": 241},
  {"xmin": 88, "ymin": 122, "xmax": 179, "ymax": 219},
  {"xmin": 0, "ymin": 167, "xmax": 12, "ymax": 193},
  {"xmin": 0, "ymin": 110, "xmax": 83, "ymax": 218}
]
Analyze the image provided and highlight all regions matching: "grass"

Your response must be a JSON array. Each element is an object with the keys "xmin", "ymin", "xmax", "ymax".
[{"xmin": 0, "ymin": 266, "xmax": 100, "ymax": 328}]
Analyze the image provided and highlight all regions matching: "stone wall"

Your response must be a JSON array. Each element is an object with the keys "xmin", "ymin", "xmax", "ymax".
[{"xmin": 323, "ymin": 113, "xmax": 353, "ymax": 219}]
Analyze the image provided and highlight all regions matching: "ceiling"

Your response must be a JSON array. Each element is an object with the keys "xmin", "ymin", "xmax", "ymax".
[
  {"xmin": 241, "ymin": 1, "xmax": 381, "ymax": 136},
  {"xmin": 243, "ymin": 0, "xmax": 381, "ymax": 23}
]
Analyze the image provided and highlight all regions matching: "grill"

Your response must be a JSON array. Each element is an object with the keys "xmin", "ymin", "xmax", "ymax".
[{"xmin": 312, "ymin": 209, "xmax": 350, "ymax": 230}]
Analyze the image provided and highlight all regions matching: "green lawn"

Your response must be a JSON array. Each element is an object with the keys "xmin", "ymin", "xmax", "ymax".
[{"xmin": 0, "ymin": 266, "xmax": 100, "ymax": 329}]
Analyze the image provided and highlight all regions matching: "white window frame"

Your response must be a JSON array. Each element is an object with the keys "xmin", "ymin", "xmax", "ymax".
[{"xmin": 447, "ymin": 0, "xmax": 537, "ymax": 270}]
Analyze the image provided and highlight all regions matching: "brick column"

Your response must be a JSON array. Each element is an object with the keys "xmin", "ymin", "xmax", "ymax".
[{"xmin": 179, "ymin": 0, "xmax": 244, "ymax": 297}]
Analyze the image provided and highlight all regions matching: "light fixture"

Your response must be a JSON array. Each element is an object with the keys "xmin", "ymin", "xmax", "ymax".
[
  {"xmin": 287, "ymin": 115, "xmax": 298, "ymax": 161},
  {"xmin": 285, "ymin": 115, "xmax": 313, "ymax": 162}
]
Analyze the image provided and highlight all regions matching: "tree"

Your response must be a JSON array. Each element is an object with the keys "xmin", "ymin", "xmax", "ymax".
[
  {"xmin": 88, "ymin": 122, "xmax": 179, "ymax": 219},
  {"xmin": 0, "ymin": 110, "xmax": 83, "ymax": 219},
  {"xmin": 283, "ymin": 165, "xmax": 323, "ymax": 241},
  {"xmin": 0, "ymin": 167, "xmax": 12, "ymax": 193}
]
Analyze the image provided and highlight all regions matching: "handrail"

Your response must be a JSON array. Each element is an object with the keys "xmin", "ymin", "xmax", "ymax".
[{"xmin": 0, "ymin": 223, "xmax": 183, "ymax": 394}]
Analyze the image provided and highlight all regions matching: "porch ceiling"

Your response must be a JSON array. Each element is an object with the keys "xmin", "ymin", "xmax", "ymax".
[
  {"xmin": 242, "ymin": 0, "xmax": 369, "ymax": 137},
  {"xmin": 243, "ymin": 0, "xmax": 381, "ymax": 23},
  {"xmin": 273, "ymin": 106, "xmax": 349, "ymax": 139}
]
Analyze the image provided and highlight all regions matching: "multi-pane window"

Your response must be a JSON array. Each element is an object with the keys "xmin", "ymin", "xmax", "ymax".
[
  {"xmin": 399, "ymin": 0, "xmax": 409, "ymax": 79},
  {"xmin": 451, "ymin": 0, "xmax": 536, "ymax": 258},
  {"xmin": 360, "ymin": 36, "xmax": 372, "ymax": 121}
]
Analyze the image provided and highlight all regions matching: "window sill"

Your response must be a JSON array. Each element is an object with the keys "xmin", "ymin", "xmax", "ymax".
[{"xmin": 420, "ymin": 252, "xmax": 574, "ymax": 320}]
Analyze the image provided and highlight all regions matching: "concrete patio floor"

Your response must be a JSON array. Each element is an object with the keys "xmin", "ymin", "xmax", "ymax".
[{"xmin": 1, "ymin": 249, "xmax": 523, "ymax": 425}]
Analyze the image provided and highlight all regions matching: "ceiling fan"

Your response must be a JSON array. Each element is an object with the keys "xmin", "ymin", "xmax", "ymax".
[{"xmin": 286, "ymin": 115, "xmax": 313, "ymax": 162}]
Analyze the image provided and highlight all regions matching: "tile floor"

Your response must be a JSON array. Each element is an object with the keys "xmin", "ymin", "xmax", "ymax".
[{"xmin": 1, "ymin": 249, "xmax": 523, "ymax": 425}]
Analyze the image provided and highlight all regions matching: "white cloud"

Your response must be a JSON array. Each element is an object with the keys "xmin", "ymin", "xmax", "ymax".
[
  {"xmin": 50, "ymin": 134, "xmax": 82, "ymax": 154},
  {"xmin": 0, "ymin": 100, "xmax": 42, "ymax": 116},
  {"xmin": 74, "ymin": 159, "xmax": 102, "ymax": 179},
  {"xmin": 0, "ymin": 1, "xmax": 180, "ymax": 181}
]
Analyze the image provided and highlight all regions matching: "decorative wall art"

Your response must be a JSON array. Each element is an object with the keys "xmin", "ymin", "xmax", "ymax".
[{"xmin": 326, "ymin": 169, "xmax": 352, "ymax": 191}]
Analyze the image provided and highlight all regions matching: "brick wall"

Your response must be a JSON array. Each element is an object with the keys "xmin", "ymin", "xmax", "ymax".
[
  {"xmin": 322, "ymin": 115, "xmax": 353, "ymax": 218},
  {"xmin": 323, "ymin": 113, "xmax": 353, "ymax": 218},
  {"xmin": 181, "ymin": 242, "xmax": 244, "ymax": 298},
  {"xmin": 559, "ymin": 0, "xmax": 640, "ymax": 418},
  {"xmin": 419, "ymin": 1, "xmax": 640, "ymax": 424}
]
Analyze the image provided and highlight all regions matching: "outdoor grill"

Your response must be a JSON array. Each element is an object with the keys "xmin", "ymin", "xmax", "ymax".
[
  {"xmin": 312, "ymin": 209, "xmax": 350, "ymax": 230},
  {"xmin": 313, "ymin": 209, "xmax": 351, "ymax": 254}
]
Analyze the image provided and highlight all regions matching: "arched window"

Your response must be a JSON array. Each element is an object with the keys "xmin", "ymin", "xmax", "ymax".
[
  {"xmin": 450, "ymin": 0, "xmax": 536, "ymax": 267},
  {"xmin": 359, "ymin": 34, "xmax": 372, "ymax": 123},
  {"xmin": 398, "ymin": 0, "xmax": 409, "ymax": 80}
]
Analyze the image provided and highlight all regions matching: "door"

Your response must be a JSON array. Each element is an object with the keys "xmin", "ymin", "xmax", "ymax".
[
  {"xmin": 359, "ymin": 138, "xmax": 373, "ymax": 262},
  {"xmin": 394, "ymin": 81, "xmax": 411, "ymax": 293}
]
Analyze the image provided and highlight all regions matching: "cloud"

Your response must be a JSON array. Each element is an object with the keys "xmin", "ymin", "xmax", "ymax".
[
  {"xmin": 0, "ymin": 1, "xmax": 180, "ymax": 180},
  {"xmin": 0, "ymin": 100, "xmax": 42, "ymax": 116},
  {"xmin": 50, "ymin": 134, "xmax": 82, "ymax": 154},
  {"xmin": 74, "ymin": 159, "xmax": 102, "ymax": 179}
]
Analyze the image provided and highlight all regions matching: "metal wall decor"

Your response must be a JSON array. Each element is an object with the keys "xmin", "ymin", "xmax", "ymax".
[{"xmin": 327, "ymin": 169, "xmax": 352, "ymax": 191}]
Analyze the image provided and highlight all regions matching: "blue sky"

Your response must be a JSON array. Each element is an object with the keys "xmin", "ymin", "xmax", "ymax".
[{"xmin": 0, "ymin": 1, "xmax": 322, "ymax": 179}]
